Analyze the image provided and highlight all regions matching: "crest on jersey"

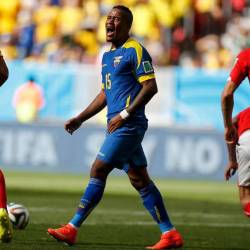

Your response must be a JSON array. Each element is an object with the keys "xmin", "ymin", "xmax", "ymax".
[
  {"xmin": 143, "ymin": 61, "xmax": 153, "ymax": 73},
  {"xmin": 113, "ymin": 56, "xmax": 123, "ymax": 67}
]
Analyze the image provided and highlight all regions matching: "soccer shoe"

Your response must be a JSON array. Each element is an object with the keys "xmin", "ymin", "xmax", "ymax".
[
  {"xmin": 47, "ymin": 224, "xmax": 77, "ymax": 246},
  {"xmin": 0, "ymin": 208, "xmax": 13, "ymax": 243},
  {"xmin": 244, "ymin": 203, "xmax": 250, "ymax": 217},
  {"xmin": 146, "ymin": 229, "xmax": 183, "ymax": 249}
]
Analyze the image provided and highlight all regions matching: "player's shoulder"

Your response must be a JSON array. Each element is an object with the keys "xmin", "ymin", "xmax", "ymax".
[
  {"xmin": 237, "ymin": 48, "xmax": 250, "ymax": 60},
  {"xmin": 101, "ymin": 48, "xmax": 115, "ymax": 65},
  {"xmin": 122, "ymin": 38, "xmax": 152, "ymax": 64},
  {"xmin": 236, "ymin": 107, "xmax": 250, "ymax": 121},
  {"xmin": 101, "ymin": 44, "xmax": 114, "ymax": 57},
  {"xmin": 102, "ymin": 49, "xmax": 111, "ymax": 58},
  {"xmin": 123, "ymin": 38, "xmax": 142, "ymax": 49},
  {"xmin": 240, "ymin": 107, "xmax": 250, "ymax": 116},
  {"xmin": 122, "ymin": 38, "xmax": 148, "ymax": 55}
]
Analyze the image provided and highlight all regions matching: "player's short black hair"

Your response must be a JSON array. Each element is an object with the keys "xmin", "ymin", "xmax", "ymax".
[{"xmin": 113, "ymin": 5, "xmax": 133, "ymax": 29}]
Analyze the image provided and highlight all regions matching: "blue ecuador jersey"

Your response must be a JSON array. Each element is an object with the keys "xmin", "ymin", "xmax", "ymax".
[{"xmin": 101, "ymin": 38, "xmax": 155, "ymax": 128}]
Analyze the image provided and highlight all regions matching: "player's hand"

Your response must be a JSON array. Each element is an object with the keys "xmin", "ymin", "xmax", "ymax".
[
  {"xmin": 64, "ymin": 117, "xmax": 82, "ymax": 135},
  {"xmin": 108, "ymin": 114, "xmax": 125, "ymax": 133},
  {"xmin": 224, "ymin": 161, "xmax": 238, "ymax": 181},
  {"xmin": 224, "ymin": 126, "xmax": 238, "ymax": 144}
]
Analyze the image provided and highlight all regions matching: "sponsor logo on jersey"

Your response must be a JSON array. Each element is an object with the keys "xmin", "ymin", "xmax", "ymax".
[
  {"xmin": 143, "ymin": 61, "xmax": 153, "ymax": 73},
  {"xmin": 113, "ymin": 56, "xmax": 123, "ymax": 67}
]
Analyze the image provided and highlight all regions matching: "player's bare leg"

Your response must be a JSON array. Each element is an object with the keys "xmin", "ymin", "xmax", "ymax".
[
  {"xmin": 239, "ymin": 186, "xmax": 250, "ymax": 217},
  {"xmin": 0, "ymin": 170, "xmax": 13, "ymax": 243},
  {"xmin": 127, "ymin": 167, "xmax": 183, "ymax": 249},
  {"xmin": 48, "ymin": 159, "xmax": 113, "ymax": 245}
]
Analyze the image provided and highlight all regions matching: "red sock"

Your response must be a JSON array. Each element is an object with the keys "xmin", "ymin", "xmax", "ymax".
[
  {"xmin": 0, "ymin": 170, "xmax": 7, "ymax": 209},
  {"xmin": 243, "ymin": 202, "xmax": 250, "ymax": 217}
]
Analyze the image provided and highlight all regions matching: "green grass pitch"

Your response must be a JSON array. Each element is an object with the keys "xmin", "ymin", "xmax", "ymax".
[{"xmin": 1, "ymin": 171, "xmax": 250, "ymax": 249}]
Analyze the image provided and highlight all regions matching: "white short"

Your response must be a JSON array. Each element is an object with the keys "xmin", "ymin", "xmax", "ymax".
[{"xmin": 236, "ymin": 130, "xmax": 250, "ymax": 186}]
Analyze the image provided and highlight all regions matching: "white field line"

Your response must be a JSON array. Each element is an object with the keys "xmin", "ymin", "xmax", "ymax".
[
  {"xmin": 29, "ymin": 207, "xmax": 250, "ymax": 228},
  {"xmin": 31, "ymin": 220, "xmax": 250, "ymax": 228},
  {"xmin": 29, "ymin": 207, "xmax": 241, "ymax": 218},
  {"xmin": 87, "ymin": 222, "xmax": 250, "ymax": 228}
]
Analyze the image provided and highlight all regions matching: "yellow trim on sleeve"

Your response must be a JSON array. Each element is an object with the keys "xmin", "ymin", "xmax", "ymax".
[
  {"xmin": 101, "ymin": 83, "xmax": 105, "ymax": 89},
  {"xmin": 123, "ymin": 38, "xmax": 142, "ymax": 69},
  {"xmin": 125, "ymin": 95, "xmax": 131, "ymax": 108},
  {"xmin": 138, "ymin": 74, "xmax": 155, "ymax": 83}
]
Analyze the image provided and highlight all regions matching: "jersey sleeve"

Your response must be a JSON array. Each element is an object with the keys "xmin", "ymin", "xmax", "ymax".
[
  {"xmin": 229, "ymin": 50, "xmax": 248, "ymax": 85},
  {"xmin": 237, "ymin": 107, "xmax": 250, "ymax": 120},
  {"xmin": 127, "ymin": 42, "xmax": 155, "ymax": 84},
  {"xmin": 236, "ymin": 110, "xmax": 242, "ymax": 122}
]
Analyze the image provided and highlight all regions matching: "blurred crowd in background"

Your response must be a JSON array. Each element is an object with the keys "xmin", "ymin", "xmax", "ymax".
[{"xmin": 0, "ymin": 0, "xmax": 249, "ymax": 68}]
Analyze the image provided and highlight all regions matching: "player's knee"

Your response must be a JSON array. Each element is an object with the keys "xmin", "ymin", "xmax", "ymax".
[
  {"xmin": 128, "ymin": 168, "xmax": 150, "ymax": 190},
  {"xmin": 129, "ymin": 177, "xmax": 140, "ymax": 190},
  {"xmin": 90, "ymin": 166, "xmax": 107, "ymax": 180},
  {"xmin": 129, "ymin": 176, "xmax": 148, "ymax": 190},
  {"xmin": 90, "ymin": 160, "xmax": 113, "ymax": 180}
]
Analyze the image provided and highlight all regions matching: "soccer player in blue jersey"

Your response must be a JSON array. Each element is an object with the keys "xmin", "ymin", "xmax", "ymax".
[{"xmin": 48, "ymin": 5, "xmax": 183, "ymax": 249}]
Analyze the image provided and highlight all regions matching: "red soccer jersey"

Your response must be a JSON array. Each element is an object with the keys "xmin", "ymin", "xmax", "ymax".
[
  {"xmin": 229, "ymin": 48, "xmax": 250, "ymax": 85},
  {"xmin": 236, "ymin": 107, "xmax": 250, "ymax": 137}
]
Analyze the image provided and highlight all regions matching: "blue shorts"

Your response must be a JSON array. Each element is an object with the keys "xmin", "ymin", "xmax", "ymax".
[{"xmin": 96, "ymin": 129, "xmax": 147, "ymax": 170}]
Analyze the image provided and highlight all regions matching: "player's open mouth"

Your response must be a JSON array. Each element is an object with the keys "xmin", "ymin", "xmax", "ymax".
[{"xmin": 106, "ymin": 27, "xmax": 115, "ymax": 36}]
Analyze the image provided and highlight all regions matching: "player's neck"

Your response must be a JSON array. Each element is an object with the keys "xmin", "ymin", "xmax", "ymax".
[{"xmin": 111, "ymin": 36, "xmax": 129, "ymax": 49}]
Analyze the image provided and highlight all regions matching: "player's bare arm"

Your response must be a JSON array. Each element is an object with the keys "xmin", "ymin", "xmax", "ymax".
[
  {"xmin": 224, "ymin": 116, "xmax": 238, "ymax": 180},
  {"xmin": 108, "ymin": 78, "xmax": 158, "ymax": 133},
  {"xmin": 126, "ymin": 78, "xmax": 158, "ymax": 114},
  {"xmin": 0, "ymin": 52, "xmax": 9, "ymax": 86},
  {"xmin": 65, "ymin": 90, "xmax": 106, "ymax": 134},
  {"xmin": 224, "ymin": 145, "xmax": 238, "ymax": 180},
  {"xmin": 221, "ymin": 80, "xmax": 239, "ymax": 143}
]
